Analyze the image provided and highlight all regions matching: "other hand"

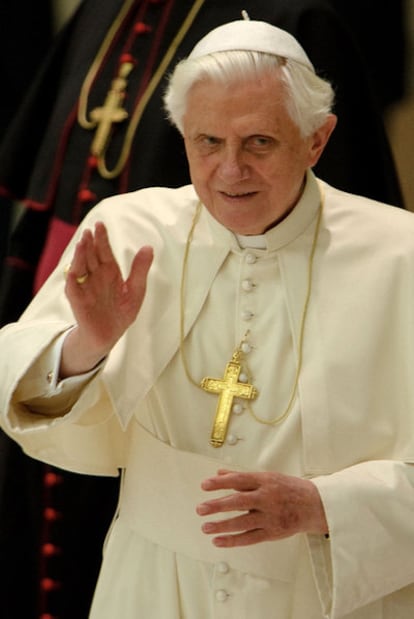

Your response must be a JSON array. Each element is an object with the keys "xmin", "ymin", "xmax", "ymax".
[{"xmin": 196, "ymin": 469, "xmax": 328, "ymax": 547}]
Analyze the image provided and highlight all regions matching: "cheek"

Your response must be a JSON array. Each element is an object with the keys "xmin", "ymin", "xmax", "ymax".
[
  {"xmin": 189, "ymin": 156, "xmax": 217, "ymax": 183},
  {"xmin": 264, "ymin": 150, "xmax": 307, "ymax": 181},
  {"xmin": 187, "ymin": 161, "xmax": 214, "ymax": 200},
  {"xmin": 288, "ymin": 142, "xmax": 314, "ymax": 168}
]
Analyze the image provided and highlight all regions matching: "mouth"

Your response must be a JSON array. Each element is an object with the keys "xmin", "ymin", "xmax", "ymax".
[{"xmin": 219, "ymin": 190, "xmax": 258, "ymax": 200}]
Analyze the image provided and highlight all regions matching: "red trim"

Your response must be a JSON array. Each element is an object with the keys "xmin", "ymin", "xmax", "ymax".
[
  {"xmin": 34, "ymin": 217, "xmax": 77, "ymax": 292},
  {"xmin": 22, "ymin": 198, "xmax": 49, "ymax": 211},
  {"xmin": 0, "ymin": 188, "xmax": 49, "ymax": 211},
  {"xmin": 5, "ymin": 256, "xmax": 34, "ymax": 272}
]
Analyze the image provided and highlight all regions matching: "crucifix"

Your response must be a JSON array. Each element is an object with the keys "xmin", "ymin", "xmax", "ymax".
[
  {"xmin": 89, "ymin": 61, "xmax": 134, "ymax": 158},
  {"xmin": 201, "ymin": 350, "xmax": 258, "ymax": 447}
]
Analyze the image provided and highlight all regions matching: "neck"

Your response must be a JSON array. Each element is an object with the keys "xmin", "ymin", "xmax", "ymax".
[{"xmin": 261, "ymin": 175, "xmax": 307, "ymax": 234}]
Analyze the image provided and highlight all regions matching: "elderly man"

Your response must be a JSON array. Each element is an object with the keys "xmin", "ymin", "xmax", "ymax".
[{"xmin": 1, "ymin": 18, "xmax": 414, "ymax": 619}]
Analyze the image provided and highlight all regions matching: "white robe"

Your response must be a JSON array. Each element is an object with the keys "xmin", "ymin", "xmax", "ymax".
[{"xmin": 1, "ymin": 172, "xmax": 414, "ymax": 618}]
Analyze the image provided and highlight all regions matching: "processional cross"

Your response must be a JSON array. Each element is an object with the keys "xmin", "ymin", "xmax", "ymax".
[
  {"xmin": 201, "ymin": 350, "xmax": 258, "ymax": 447},
  {"xmin": 89, "ymin": 62, "xmax": 134, "ymax": 157}
]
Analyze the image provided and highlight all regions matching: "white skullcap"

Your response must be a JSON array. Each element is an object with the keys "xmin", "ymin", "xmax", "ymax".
[{"xmin": 188, "ymin": 18, "xmax": 314, "ymax": 72}]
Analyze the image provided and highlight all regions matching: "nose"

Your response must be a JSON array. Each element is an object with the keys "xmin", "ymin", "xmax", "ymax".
[{"xmin": 217, "ymin": 146, "xmax": 249, "ymax": 183}]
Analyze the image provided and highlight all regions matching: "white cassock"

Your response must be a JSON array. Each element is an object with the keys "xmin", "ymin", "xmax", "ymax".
[{"xmin": 1, "ymin": 171, "xmax": 414, "ymax": 618}]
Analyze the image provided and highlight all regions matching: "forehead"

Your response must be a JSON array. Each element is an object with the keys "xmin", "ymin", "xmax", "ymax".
[{"xmin": 184, "ymin": 73, "xmax": 291, "ymax": 133}]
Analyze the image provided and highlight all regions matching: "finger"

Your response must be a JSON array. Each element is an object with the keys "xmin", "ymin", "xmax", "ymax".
[
  {"xmin": 211, "ymin": 528, "xmax": 268, "ymax": 548},
  {"xmin": 201, "ymin": 470, "xmax": 260, "ymax": 492},
  {"xmin": 94, "ymin": 221, "xmax": 117, "ymax": 265},
  {"xmin": 65, "ymin": 231, "xmax": 94, "ymax": 294},
  {"xmin": 126, "ymin": 246, "xmax": 154, "ymax": 298},
  {"xmin": 84, "ymin": 227, "xmax": 101, "ymax": 274},
  {"xmin": 69, "ymin": 230, "xmax": 91, "ymax": 276},
  {"xmin": 202, "ymin": 511, "xmax": 259, "ymax": 535},
  {"xmin": 197, "ymin": 490, "xmax": 256, "ymax": 516}
]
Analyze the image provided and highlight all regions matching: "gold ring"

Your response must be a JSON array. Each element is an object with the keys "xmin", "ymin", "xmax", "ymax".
[
  {"xmin": 64, "ymin": 263, "xmax": 88, "ymax": 284},
  {"xmin": 76, "ymin": 273, "xmax": 89, "ymax": 285}
]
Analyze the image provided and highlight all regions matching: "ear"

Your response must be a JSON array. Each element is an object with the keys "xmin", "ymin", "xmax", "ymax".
[{"xmin": 307, "ymin": 114, "xmax": 337, "ymax": 167}]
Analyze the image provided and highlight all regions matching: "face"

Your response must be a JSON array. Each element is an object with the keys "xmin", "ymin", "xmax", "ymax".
[{"xmin": 183, "ymin": 72, "xmax": 335, "ymax": 235}]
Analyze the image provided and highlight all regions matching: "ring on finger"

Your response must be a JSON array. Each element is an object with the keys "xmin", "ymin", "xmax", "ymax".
[
  {"xmin": 76, "ymin": 272, "xmax": 89, "ymax": 285},
  {"xmin": 63, "ymin": 264, "xmax": 89, "ymax": 285}
]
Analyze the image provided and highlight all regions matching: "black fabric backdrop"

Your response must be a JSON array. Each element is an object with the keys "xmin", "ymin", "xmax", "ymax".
[{"xmin": 0, "ymin": 6, "xmax": 53, "ymax": 619}]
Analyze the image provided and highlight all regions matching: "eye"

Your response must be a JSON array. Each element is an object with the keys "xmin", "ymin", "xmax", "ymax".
[
  {"xmin": 194, "ymin": 134, "xmax": 222, "ymax": 154},
  {"xmin": 246, "ymin": 135, "xmax": 275, "ymax": 152},
  {"xmin": 201, "ymin": 135, "xmax": 220, "ymax": 146}
]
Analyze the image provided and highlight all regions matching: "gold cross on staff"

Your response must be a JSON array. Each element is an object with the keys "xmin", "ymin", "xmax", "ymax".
[
  {"xmin": 89, "ymin": 61, "xmax": 134, "ymax": 158},
  {"xmin": 201, "ymin": 351, "xmax": 258, "ymax": 448}
]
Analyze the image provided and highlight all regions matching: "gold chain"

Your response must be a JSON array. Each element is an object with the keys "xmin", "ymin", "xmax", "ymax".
[
  {"xmin": 179, "ymin": 190, "xmax": 324, "ymax": 426},
  {"xmin": 78, "ymin": 0, "xmax": 206, "ymax": 179},
  {"xmin": 180, "ymin": 200, "xmax": 203, "ymax": 387}
]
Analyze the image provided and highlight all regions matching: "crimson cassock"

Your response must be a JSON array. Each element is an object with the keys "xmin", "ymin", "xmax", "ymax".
[{"xmin": 0, "ymin": 1, "xmax": 404, "ymax": 618}]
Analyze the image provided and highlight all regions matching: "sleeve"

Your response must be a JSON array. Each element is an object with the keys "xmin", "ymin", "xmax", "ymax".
[
  {"xmin": 308, "ymin": 460, "xmax": 414, "ymax": 617},
  {"xmin": 0, "ymin": 320, "xmax": 125, "ymax": 476},
  {"xmin": 15, "ymin": 330, "xmax": 104, "ymax": 419}
]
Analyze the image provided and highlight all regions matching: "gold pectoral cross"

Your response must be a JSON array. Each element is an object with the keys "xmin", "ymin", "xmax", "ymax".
[
  {"xmin": 201, "ymin": 351, "xmax": 258, "ymax": 448},
  {"xmin": 89, "ymin": 61, "xmax": 134, "ymax": 158}
]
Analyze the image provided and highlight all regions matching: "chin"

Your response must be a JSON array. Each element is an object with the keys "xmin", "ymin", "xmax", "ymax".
[
  {"xmin": 210, "ymin": 207, "xmax": 261, "ymax": 235},
  {"xmin": 222, "ymin": 219, "xmax": 266, "ymax": 235}
]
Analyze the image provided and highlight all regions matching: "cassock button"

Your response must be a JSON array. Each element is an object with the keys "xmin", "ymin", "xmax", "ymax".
[
  {"xmin": 134, "ymin": 21, "xmax": 152, "ymax": 35},
  {"xmin": 216, "ymin": 561, "xmax": 230, "ymax": 574},
  {"xmin": 227, "ymin": 434, "xmax": 239, "ymax": 446},
  {"xmin": 241, "ymin": 342, "xmax": 252, "ymax": 354},
  {"xmin": 232, "ymin": 403, "xmax": 243, "ymax": 415},
  {"xmin": 245, "ymin": 253, "xmax": 257, "ymax": 264},
  {"xmin": 46, "ymin": 371, "xmax": 54, "ymax": 384},
  {"xmin": 215, "ymin": 589, "xmax": 229, "ymax": 602},
  {"xmin": 241, "ymin": 309, "xmax": 254, "ymax": 321},
  {"xmin": 238, "ymin": 373, "xmax": 248, "ymax": 383},
  {"xmin": 241, "ymin": 279, "xmax": 254, "ymax": 292}
]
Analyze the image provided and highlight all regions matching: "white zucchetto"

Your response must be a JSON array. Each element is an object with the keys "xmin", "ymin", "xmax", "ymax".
[{"xmin": 188, "ymin": 18, "xmax": 315, "ymax": 72}]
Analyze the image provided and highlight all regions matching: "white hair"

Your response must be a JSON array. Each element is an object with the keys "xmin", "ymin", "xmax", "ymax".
[{"xmin": 164, "ymin": 51, "xmax": 335, "ymax": 137}]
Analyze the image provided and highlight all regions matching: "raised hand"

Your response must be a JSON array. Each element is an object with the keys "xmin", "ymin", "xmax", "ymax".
[
  {"xmin": 61, "ymin": 221, "xmax": 153, "ymax": 376},
  {"xmin": 196, "ymin": 469, "xmax": 328, "ymax": 547}
]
